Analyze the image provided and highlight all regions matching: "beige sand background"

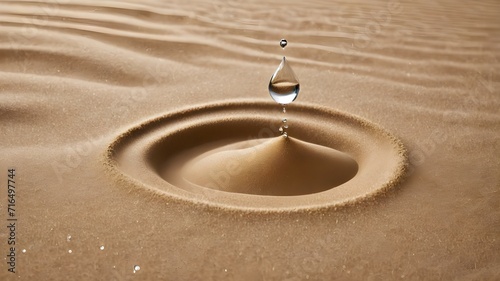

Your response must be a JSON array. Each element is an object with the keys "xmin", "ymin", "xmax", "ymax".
[{"xmin": 0, "ymin": 0, "xmax": 499, "ymax": 280}]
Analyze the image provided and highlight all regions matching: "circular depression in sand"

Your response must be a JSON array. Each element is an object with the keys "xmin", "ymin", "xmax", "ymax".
[{"xmin": 105, "ymin": 100, "xmax": 407, "ymax": 212}]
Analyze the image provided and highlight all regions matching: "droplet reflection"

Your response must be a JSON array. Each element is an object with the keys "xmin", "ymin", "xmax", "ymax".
[{"xmin": 268, "ymin": 57, "xmax": 300, "ymax": 105}]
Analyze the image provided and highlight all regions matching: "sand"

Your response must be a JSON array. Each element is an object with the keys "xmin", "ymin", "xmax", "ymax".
[
  {"xmin": 0, "ymin": 0, "xmax": 499, "ymax": 280},
  {"xmin": 182, "ymin": 137, "xmax": 359, "ymax": 196}
]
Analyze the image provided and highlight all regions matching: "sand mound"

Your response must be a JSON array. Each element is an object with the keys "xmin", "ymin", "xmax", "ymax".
[{"xmin": 182, "ymin": 137, "xmax": 358, "ymax": 196}]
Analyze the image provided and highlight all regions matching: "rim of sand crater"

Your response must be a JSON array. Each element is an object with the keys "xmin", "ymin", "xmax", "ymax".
[{"xmin": 103, "ymin": 99, "xmax": 408, "ymax": 213}]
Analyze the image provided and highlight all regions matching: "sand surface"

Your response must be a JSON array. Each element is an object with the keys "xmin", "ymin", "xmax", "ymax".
[
  {"xmin": 1, "ymin": 0, "xmax": 499, "ymax": 280},
  {"xmin": 182, "ymin": 137, "xmax": 359, "ymax": 196}
]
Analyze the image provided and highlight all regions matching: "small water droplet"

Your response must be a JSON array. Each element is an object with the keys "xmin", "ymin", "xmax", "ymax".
[
  {"xmin": 280, "ymin": 39, "xmax": 287, "ymax": 49},
  {"xmin": 269, "ymin": 60, "xmax": 300, "ymax": 105},
  {"xmin": 67, "ymin": 235, "xmax": 71, "ymax": 242},
  {"xmin": 100, "ymin": 246, "xmax": 105, "ymax": 251},
  {"xmin": 68, "ymin": 250, "xmax": 72, "ymax": 254},
  {"xmin": 22, "ymin": 249, "xmax": 26, "ymax": 253},
  {"xmin": 279, "ymin": 106, "xmax": 289, "ymax": 137},
  {"xmin": 282, "ymin": 118, "xmax": 288, "ymax": 129},
  {"xmin": 133, "ymin": 265, "xmax": 141, "ymax": 273}
]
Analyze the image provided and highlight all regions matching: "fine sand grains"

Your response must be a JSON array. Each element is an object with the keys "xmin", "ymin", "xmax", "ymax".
[{"xmin": 0, "ymin": 0, "xmax": 499, "ymax": 280}]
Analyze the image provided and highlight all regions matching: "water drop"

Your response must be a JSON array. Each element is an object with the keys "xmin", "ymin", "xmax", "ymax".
[
  {"xmin": 22, "ymin": 249, "xmax": 26, "ymax": 253},
  {"xmin": 67, "ymin": 235, "xmax": 71, "ymax": 242},
  {"xmin": 100, "ymin": 246, "xmax": 105, "ymax": 251},
  {"xmin": 280, "ymin": 109, "xmax": 289, "ymax": 138},
  {"xmin": 68, "ymin": 250, "xmax": 72, "ymax": 254},
  {"xmin": 280, "ymin": 39, "xmax": 287, "ymax": 49},
  {"xmin": 133, "ymin": 265, "xmax": 141, "ymax": 273},
  {"xmin": 269, "ymin": 57, "xmax": 300, "ymax": 105},
  {"xmin": 269, "ymin": 39, "xmax": 300, "ymax": 138}
]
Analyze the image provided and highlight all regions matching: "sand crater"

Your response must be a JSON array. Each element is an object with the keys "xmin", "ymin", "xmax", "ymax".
[
  {"xmin": 106, "ymin": 100, "xmax": 407, "ymax": 211},
  {"xmin": 176, "ymin": 137, "xmax": 358, "ymax": 196}
]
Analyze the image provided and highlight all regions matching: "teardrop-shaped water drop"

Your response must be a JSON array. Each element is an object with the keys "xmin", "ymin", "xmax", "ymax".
[{"xmin": 268, "ymin": 57, "xmax": 300, "ymax": 104}]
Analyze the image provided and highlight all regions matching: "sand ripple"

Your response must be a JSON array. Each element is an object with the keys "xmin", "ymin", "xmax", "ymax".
[{"xmin": 1, "ymin": 0, "xmax": 497, "ymax": 88}]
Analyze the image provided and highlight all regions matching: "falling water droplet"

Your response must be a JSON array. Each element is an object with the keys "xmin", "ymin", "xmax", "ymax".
[
  {"xmin": 269, "ymin": 57, "xmax": 300, "ymax": 105},
  {"xmin": 100, "ymin": 246, "xmax": 105, "ymax": 251},
  {"xmin": 269, "ymin": 39, "xmax": 300, "ymax": 138},
  {"xmin": 68, "ymin": 249, "xmax": 72, "ymax": 254},
  {"xmin": 133, "ymin": 265, "xmax": 141, "ymax": 273},
  {"xmin": 280, "ymin": 106, "xmax": 289, "ymax": 138},
  {"xmin": 22, "ymin": 249, "xmax": 26, "ymax": 253},
  {"xmin": 67, "ymin": 235, "xmax": 71, "ymax": 242},
  {"xmin": 280, "ymin": 39, "xmax": 287, "ymax": 49}
]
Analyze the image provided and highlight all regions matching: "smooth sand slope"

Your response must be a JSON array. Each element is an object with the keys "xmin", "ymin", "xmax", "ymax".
[{"xmin": 182, "ymin": 137, "xmax": 359, "ymax": 196}]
